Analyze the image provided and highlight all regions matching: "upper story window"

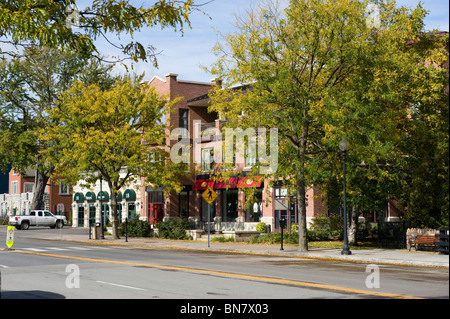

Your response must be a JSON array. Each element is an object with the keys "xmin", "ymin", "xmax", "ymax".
[
  {"xmin": 10, "ymin": 181, "xmax": 19, "ymax": 194},
  {"xmin": 24, "ymin": 182, "xmax": 35, "ymax": 193},
  {"xmin": 60, "ymin": 182, "xmax": 70, "ymax": 195},
  {"xmin": 201, "ymin": 148, "xmax": 214, "ymax": 172},
  {"xmin": 179, "ymin": 109, "xmax": 189, "ymax": 138}
]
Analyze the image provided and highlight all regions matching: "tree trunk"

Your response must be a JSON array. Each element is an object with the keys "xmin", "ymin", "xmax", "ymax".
[
  {"xmin": 297, "ymin": 176, "xmax": 308, "ymax": 251},
  {"xmin": 30, "ymin": 169, "xmax": 50, "ymax": 211},
  {"xmin": 108, "ymin": 182, "xmax": 120, "ymax": 240}
]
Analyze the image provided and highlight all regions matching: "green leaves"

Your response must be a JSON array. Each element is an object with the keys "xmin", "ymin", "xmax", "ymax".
[
  {"xmin": 208, "ymin": 0, "xmax": 449, "ymax": 230},
  {"xmin": 42, "ymin": 75, "xmax": 184, "ymax": 195},
  {"xmin": 0, "ymin": 0, "xmax": 196, "ymax": 62}
]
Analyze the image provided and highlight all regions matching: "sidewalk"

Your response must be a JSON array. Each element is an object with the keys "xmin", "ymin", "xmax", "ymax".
[{"xmin": 41, "ymin": 230, "xmax": 449, "ymax": 268}]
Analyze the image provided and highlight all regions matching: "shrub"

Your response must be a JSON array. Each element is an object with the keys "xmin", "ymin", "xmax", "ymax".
[
  {"xmin": 156, "ymin": 218, "xmax": 190, "ymax": 240},
  {"xmin": 255, "ymin": 222, "xmax": 267, "ymax": 233},
  {"xmin": 248, "ymin": 232, "xmax": 298, "ymax": 245},
  {"xmin": 119, "ymin": 219, "xmax": 152, "ymax": 238},
  {"xmin": 307, "ymin": 214, "xmax": 344, "ymax": 241}
]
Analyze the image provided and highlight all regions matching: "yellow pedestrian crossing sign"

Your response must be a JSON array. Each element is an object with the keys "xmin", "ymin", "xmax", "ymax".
[
  {"xmin": 6, "ymin": 225, "xmax": 14, "ymax": 249},
  {"xmin": 202, "ymin": 186, "xmax": 218, "ymax": 205}
]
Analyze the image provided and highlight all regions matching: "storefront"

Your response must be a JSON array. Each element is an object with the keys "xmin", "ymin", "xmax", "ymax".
[
  {"xmin": 71, "ymin": 185, "xmax": 142, "ymax": 228},
  {"xmin": 193, "ymin": 175, "xmax": 264, "ymax": 227}
]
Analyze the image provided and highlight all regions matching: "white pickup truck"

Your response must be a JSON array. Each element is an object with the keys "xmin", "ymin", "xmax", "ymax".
[{"xmin": 9, "ymin": 210, "xmax": 67, "ymax": 230}]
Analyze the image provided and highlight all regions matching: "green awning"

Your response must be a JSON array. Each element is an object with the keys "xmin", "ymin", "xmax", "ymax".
[
  {"xmin": 123, "ymin": 189, "xmax": 136, "ymax": 201},
  {"xmin": 74, "ymin": 193, "xmax": 85, "ymax": 202},
  {"xmin": 85, "ymin": 191, "xmax": 96, "ymax": 201},
  {"xmin": 115, "ymin": 191, "xmax": 122, "ymax": 201},
  {"xmin": 97, "ymin": 191, "xmax": 109, "ymax": 201}
]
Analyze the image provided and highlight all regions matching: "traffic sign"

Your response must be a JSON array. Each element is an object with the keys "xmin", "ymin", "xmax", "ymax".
[
  {"xmin": 202, "ymin": 186, "xmax": 217, "ymax": 205},
  {"xmin": 6, "ymin": 226, "xmax": 14, "ymax": 249}
]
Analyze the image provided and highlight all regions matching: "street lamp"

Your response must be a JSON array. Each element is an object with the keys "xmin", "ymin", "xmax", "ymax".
[{"xmin": 339, "ymin": 138, "xmax": 351, "ymax": 255}]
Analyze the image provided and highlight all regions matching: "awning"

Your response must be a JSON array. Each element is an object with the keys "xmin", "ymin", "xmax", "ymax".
[
  {"xmin": 194, "ymin": 179, "xmax": 214, "ymax": 191},
  {"xmin": 237, "ymin": 176, "xmax": 262, "ymax": 188},
  {"xmin": 73, "ymin": 193, "xmax": 85, "ymax": 202},
  {"xmin": 214, "ymin": 177, "xmax": 239, "ymax": 189},
  {"xmin": 115, "ymin": 191, "xmax": 122, "ymax": 201},
  {"xmin": 97, "ymin": 191, "xmax": 109, "ymax": 201},
  {"xmin": 85, "ymin": 191, "xmax": 96, "ymax": 201},
  {"xmin": 123, "ymin": 189, "xmax": 136, "ymax": 201}
]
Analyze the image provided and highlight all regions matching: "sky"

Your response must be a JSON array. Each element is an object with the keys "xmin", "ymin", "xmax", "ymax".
[{"xmin": 93, "ymin": 0, "xmax": 450, "ymax": 83}]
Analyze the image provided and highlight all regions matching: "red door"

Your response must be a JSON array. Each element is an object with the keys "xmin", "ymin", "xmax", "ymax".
[{"xmin": 150, "ymin": 203, "xmax": 163, "ymax": 226}]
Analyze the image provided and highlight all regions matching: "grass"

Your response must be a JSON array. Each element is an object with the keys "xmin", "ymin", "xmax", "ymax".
[{"xmin": 308, "ymin": 240, "xmax": 379, "ymax": 250}]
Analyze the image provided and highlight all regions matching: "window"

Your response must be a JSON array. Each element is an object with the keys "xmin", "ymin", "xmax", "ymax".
[
  {"xmin": 274, "ymin": 187, "xmax": 288, "ymax": 198},
  {"xmin": 10, "ymin": 181, "xmax": 18, "ymax": 194},
  {"xmin": 201, "ymin": 148, "xmax": 214, "ymax": 171},
  {"xmin": 245, "ymin": 142, "xmax": 257, "ymax": 168},
  {"xmin": 149, "ymin": 151, "xmax": 162, "ymax": 163},
  {"xmin": 24, "ymin": 182, "xmax": 34, "ymax": 193},
  {"xmin": 59, "ymin": 183, "xmax": 70, "ymax": 195},
  {"xmin": 223, "ymin": 189, "xmax": 238, "ymax": 222},
  {"xmin": 179, "ymin": 109, "xmax": 188, "ymax": 137},
  {"xmin": 179, "ymin": 191, "xmax": 189, "ymax": 218},
  {"xmin": 57, "ymin": 203, "xmax": 65, "ymax": 214}
]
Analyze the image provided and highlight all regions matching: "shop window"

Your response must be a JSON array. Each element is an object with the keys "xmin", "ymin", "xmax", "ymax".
[
  {"xmin": 201, "ymin": 197, "xmax": 215, "ymax": 221},
  {"xmin": 246, "ymin": 189, "xmax": 262, "ymax": 222},
  {"xmin": 179, "ymin": 191, "xmax": 189, "ymax": 218},
  {"xmin": 223, "ymin": 189, "xmax": 238, "ymax": 222}
]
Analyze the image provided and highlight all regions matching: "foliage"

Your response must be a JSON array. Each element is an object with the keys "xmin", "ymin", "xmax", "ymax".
[
  {"xmin": 255, "ymin": 222, "xmax": 267, "ymax": 233},
  {"xmin": 248, "ymin": 232, "xmax": 299, "ymax": 245},
  {"xmin": 41, "ymin": 74, "xmax": 186, "ymax": 239},
  {"xmin": 0, "ymin": 0, "xmax": 199, "ymax": 64},
  {"xmin": 119, "ymin": 219, "xmax": 152, "ymax": 238},
  {"xmin": 156, "ymin": 219, "xmax": 190, "ymax": 240},
  {"xmin": 0, "ymin": 46, "xmax": 99, "ymax": 209},
  {"xmin": 211, "ymin": 236, "xmax": 235, "ymax": 243},
  {"xmin": 308, "ymin": 215, "xmax": 344, "ymax": 241},
  {"xmin": 207, "ymin": 0, "xmax": 449, "ymax": 251}
]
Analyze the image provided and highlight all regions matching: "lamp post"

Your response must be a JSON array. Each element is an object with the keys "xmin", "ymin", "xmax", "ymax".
[{"xmin": 339, "ymin": 138, "xmax": 351, "ymax": 255}]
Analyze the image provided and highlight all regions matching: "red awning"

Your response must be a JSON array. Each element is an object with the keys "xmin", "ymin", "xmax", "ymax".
[
  {"xmin": 194, "ymin": 179, "xmax": 214, "ymax": 190},
  {"xmin": 237, "ymin": 176, "xmax": 262, "ymax": 188},
  {"xmin": 214, "ymin": 177, "xmax": 239, "ymax": 189}
]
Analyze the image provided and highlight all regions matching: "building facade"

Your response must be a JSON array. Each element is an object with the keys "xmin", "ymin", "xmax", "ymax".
[
  {"xmin": 0, "ymin": 168, "xmax": 72, "ymax": 219},
  {"xmin": 67, "ymin": 72, "xmax": 402, "ymax": 230}
]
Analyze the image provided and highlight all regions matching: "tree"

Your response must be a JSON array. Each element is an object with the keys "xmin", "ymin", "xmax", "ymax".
[
  {"xmin": 0, "ymin": 0, "xmax": 205, "ymax": 64},
  {"xmin": 41, "ymin": 76, "xmax": 185, "ymax": 239},
  {"xmin": 0, "ymin": 46, "xmax": 90, "ymax": 210},
  {"xmin": 207, "ymin": 0, "xmax": 444, "ymax": 250}
]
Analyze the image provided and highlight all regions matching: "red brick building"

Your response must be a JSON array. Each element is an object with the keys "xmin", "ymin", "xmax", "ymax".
[{"xmin": 7, "ymin": 168, "xmax": 72, "ymax": 217}]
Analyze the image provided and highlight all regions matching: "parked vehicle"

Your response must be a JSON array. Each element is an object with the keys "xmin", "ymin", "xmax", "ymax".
[{"xmin": 9, "ymin": 210, "xmax": 67, "ymax": 230}]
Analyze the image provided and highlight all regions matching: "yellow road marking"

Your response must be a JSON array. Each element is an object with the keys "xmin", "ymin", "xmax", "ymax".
[{"xmin": 13, "ymin": 250, "xmax": 424, "ymax": 299}]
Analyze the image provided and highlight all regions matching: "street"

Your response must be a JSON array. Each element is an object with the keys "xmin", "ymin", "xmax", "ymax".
[{"xmin": 0, "ymin": 227, "xmax": 448, "ymax": 303}]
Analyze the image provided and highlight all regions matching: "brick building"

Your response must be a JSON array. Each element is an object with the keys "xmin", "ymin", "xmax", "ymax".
[
  {"xmin": 140, "ymin": 73, "xmax": 331, "ymax": 232},
  {"xmin": 1, "ymin": 168, "xmax": 72, "ymax": 218}
]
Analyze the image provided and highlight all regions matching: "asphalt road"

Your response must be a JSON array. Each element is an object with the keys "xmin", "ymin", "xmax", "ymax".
[{"xmin": 0, "ymin": 228, "xmax": 448, "ymax": 303}]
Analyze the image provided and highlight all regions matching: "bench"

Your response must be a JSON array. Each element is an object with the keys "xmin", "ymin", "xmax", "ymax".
[{"xmin": 408, "ymin": 235, "xmax": 439, "ymax": 252}]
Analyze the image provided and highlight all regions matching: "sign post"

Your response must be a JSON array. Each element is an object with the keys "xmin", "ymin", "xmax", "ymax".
[
  {"xmin": 202, "ymin": 186, "xmax": 218, "ymax": 248},
  {"xmin": 6, "ymin": 225, "xmax": 14, "ymax": 249}
]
